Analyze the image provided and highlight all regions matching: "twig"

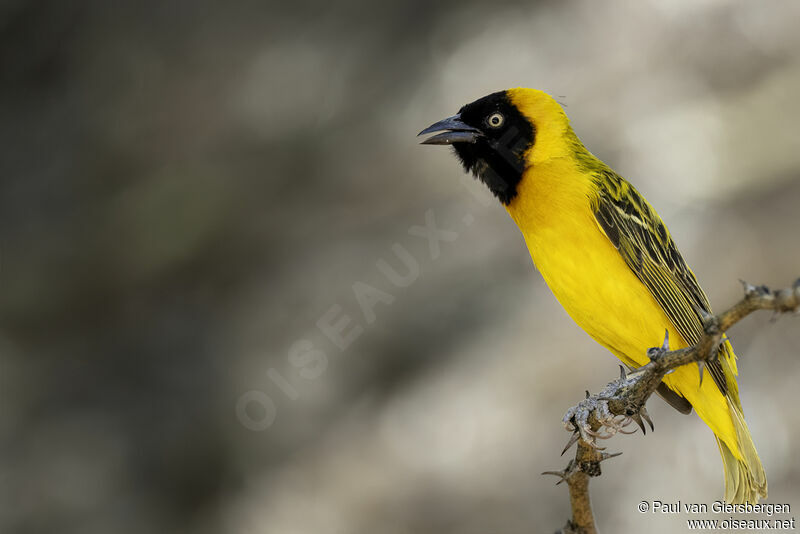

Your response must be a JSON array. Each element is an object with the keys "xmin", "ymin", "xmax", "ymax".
[{"xmin": 545, "ymin": 279, "xmax": 800, "ymax": 534}]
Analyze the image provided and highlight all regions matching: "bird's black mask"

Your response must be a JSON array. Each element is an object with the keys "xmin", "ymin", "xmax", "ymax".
[{"xmin": 419, "ymin": 91, "xmax": 535, "ymax": 205}]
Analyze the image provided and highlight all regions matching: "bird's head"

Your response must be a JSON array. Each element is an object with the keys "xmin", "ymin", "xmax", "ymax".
[{"xmin": 419, "ymin": 88, "xmax": 573, "ymax": 205}]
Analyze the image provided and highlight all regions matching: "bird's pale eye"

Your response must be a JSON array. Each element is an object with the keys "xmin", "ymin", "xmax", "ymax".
[{"xmin": 486, "ymin": 112, "xmax": 504, "ymax": 128}]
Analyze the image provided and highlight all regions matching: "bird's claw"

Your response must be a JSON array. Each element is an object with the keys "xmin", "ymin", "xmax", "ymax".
[
  {"xmin": 562, "ymin": 393, "xmax": 642, "ymax": 453},
  {"xmin": 647, "ymin": 330, "xmax": 671, "ymax": 361}
]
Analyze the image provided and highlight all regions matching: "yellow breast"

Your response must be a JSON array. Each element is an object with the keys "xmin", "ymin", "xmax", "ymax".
[
  {"xmin": 505, "ymin": 157, "xmax": 684, "ymax": 366},
  {"xmin": 505, "ymin": 156, "xmax": 739, "ymax": 451}
]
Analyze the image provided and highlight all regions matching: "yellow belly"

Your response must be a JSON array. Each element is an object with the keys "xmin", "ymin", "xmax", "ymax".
[{"xmin": 506, "ymin": 159, "xmax": 738, "ymax": 452}]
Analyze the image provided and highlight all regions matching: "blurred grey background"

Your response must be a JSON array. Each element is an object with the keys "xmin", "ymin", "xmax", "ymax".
[{"xmin": 2, "ymin": 1, "xmax": 799, "ymax": 533}]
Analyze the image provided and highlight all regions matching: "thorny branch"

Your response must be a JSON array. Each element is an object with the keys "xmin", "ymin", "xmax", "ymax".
[{"xmin": 544, "ymin": 279, "xmax": 800, "ymax": 534}]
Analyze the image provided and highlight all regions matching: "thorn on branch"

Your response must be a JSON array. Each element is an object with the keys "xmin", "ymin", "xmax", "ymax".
[
  {"xmin": 562, "ymin": 432, "xmax": 580, "ymax": 456},
  {"xmin": 599, "ymin": 451, "xmax": 623, "ymax": 462},
  {"xmin": 542, "ymin": 463, "xmax": 572, "ymax": 485},
  {"xmin": 543, "ymin": 451, "xmax": 622, "ymax": 495}
]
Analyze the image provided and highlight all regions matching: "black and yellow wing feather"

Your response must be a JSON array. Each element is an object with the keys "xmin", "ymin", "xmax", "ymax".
[{"xmin": 589, "ymin": 168, "xmax": 739, "ymax": 405}]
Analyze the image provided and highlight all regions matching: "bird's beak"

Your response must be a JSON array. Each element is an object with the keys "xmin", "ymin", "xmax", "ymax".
[{"xmin": 418, "ymin": 114, "xmax": 482, "ymax": 145}]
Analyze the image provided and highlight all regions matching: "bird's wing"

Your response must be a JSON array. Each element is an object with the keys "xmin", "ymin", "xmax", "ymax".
[{"xmin": 591, "ymin": 169, "xmax": 734, "ymax": 398}]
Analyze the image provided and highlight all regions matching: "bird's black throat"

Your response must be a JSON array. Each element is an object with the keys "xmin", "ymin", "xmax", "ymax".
[{"xmin": 451, "ymin": 91, "xmax": 535, "ymax": 205}]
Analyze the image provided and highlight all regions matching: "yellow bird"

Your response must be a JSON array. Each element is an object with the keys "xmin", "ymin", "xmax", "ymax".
[{"xmin": 419, "ymin": 88, "xmax": 766, "ymax": 504}]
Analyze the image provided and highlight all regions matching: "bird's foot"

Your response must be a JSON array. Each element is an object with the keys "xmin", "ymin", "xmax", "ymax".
[
  {"xmin": 561, "ymin": 366, "xmax": 654, "ymax": 453},
  {"xmin": 562, "ymin": 394, "xmax": 628, "ymax": 452}
]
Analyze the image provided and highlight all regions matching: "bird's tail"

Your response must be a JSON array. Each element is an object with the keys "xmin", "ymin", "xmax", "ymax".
[{"xmin": 716, "ymin": 398, "xmax": 767, "ymax": 504}]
